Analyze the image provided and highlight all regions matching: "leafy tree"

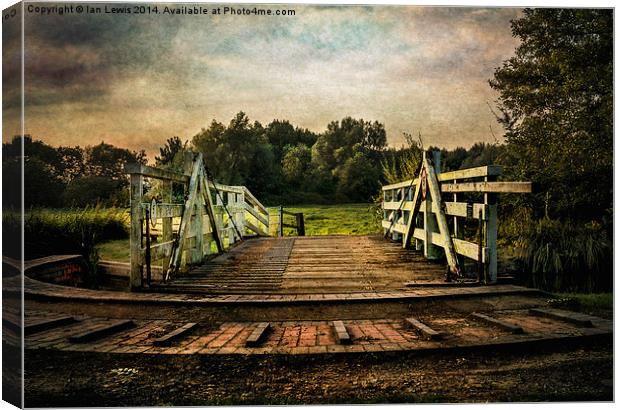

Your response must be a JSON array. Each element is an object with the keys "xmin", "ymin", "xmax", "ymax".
[
  {"xmin": 489, "ymin": 8, "xmax": 613, "ymax": 221},
  {"xmin": 155, "ymin": 136, "xmax": 186, "ymax": 166},
  {"xmin": 23, "ymin": 157, "xmax": 65, "ymax": 207},
  {"xmin": 63, "ymin": 176, "xmax": 127, "ymax": 207},
  {"xmin": 57, "ymin": 146, "xmax": 86, "ymax": 183},
  {"xmin": 85, "ymin": 142, "xmax": 147, "ymax": 180},
  {"xmin": 192, "ymin": 112, "xmax": 279, "ymax": 197},
  {"xmin": 337, "ymin": 149, "xmax": 382, "ymax": 202},
  {"xmin": 282, "ymin": 144, "xmax": 312, "ymax": 188}
]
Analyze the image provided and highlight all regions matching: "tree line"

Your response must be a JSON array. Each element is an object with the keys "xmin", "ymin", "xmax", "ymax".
[{"xmin": 3, "ymin": 114, "xmax": 506, "ymax": 209}]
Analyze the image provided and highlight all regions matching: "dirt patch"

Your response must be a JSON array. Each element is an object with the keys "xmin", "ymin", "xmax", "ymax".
[{"xmin": 25, "ymin": 339, "xmax": 612, "ymax": 406}]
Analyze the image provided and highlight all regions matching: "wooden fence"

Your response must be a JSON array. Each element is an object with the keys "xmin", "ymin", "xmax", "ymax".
[
  {"xmin": 382, "ymin": 151, "xmax": 531, "ymax": 283},
  {"xmin": 125, "ymin": 152, "xmax": 269, "ymax": 289}
]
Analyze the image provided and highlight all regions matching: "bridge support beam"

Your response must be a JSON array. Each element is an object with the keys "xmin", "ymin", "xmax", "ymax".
[{"xmin": 129, "ymin": 173, "xmax": 143, "ymax": 290}]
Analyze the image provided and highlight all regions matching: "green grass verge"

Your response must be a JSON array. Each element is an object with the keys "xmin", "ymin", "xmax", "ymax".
[
  {"xmin": 275, "ymin": 203, "xmax": 380, "ymax": 236},
  {"xmin": 96, "ymin": 239, "xmax": 130, "ymax": 262}
]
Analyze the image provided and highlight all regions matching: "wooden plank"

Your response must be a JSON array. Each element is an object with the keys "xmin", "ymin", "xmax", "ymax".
[
  {"xmin": 387, "ymin": 201, "xmax": 488, "ymax": 220},
  {"xmin": 68, "ymin": 320, "xmax": 135, "ymax": 343},
  {"xmin": 25, "ymin": 316, "xmax": 76, "ymax": 336},
  {"xmin": 167, "ymin": 157, "xmax": 202, "ymax": 279},
  {"xmin": 529, "ymin": 308, "xmax": 594, "ymax": 327},
  {"xmin": 199, "ymin": 156, "xmax": 225, "ymax": 253},
  {"xmin": 242, "ymin": 186, "xmax": 269, "ymax": 216},
  {"xmin": 453, "ymin": 238, "xmax": 488, "ymax": 263},
  {"xmin": 245, "ymin": 322, "xmax": 271, "ymax": 347},
  {"xmin": 142, "ymin": 240, "xmax": 175, "ymax": 262},
  {"xmin": 437, "ymin": 165, "xmax": 503, "ymax": 181},
  {"xmin": 245, "ymin": 220, "xmax": 267, "ymax": 236},
  {"xmin": 153, "ymin": 323, "xmax": 197, "ymax": 346},
  {"xmin": 141, "ymin": 203, "xmax": 183, "ymax": 219},
  {"xmin": 413, "ymin": 230, "xmax": 488, "ymax": 262},
  {"xmin": 441, "ymin": 182, "xmax": 532, "ymax": 193},
  {"xmin": 472, "ymin": 313, "xmax": 524, "ymax": 334},
  {"xmin": 161, "ymin": 180, "xmax": 173, "ymax": 274},
  {"xmin": 382, "ymin": 177, "xmax": 419, "ymax": 191},
  {"xmin": 208, "ymin": 181, "xmax": 244, "ymax": 195},
  {"xmin": 424, "ymin": 157, "xmax": 460, "ymax": 273},
  {"xmin": 382, "ymin": 166, "xmax": 502, "ymax": 191},
  {"xmin": 244, "ymin": 203, "xmax": 269, "ymax": 227},
  {"xmin": 405, "ymin": 318, "xmax": 443, "ymax": 340},
  {"xmin": 129, "ymin": 173, "xmax": 143, "ymax": 290},
  {"xmin": 444, "ymin": 202, "xmax": 487, "ymax": 220},
  {"xmin": 332, "ymin": 320, "xmax": 352, "ymax": 345},
  {"xmin": 125, "ymin": 163, "xmax": 189, "ymax": 183},
  {"xmin": 402, "ymin": 171, "xmax": 423, "ymax": 247},
  {"xmin": 382, "ymin": 220, "xmax": 407, "ymax": 234}
]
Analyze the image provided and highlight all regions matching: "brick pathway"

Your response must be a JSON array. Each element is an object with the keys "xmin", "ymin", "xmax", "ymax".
[{"xmin": 16, "ymin": 308, "xmax": 612, "ymax": 356}]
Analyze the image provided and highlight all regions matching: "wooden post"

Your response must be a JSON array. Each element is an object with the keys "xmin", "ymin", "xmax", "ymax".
[
  {"xmin": 145, "ymin": 209, "xmax": 151, "ymax": 286},
  {"xmin": 485, "ymin": 175, "xmax": 498, "ymax": 283},
  {"xmin": 424, "ymin": 152, "xmax": 441, "ymax": 259},
  {"xmin": 129, "ymin": 173, "xmax": 143, "ymax": 290},
  {"xmin": 237, "ymin": 192, "xmax": 245, "ymax": 238},
  {"xmin": 167, "ymin": 157, "xmax": 201, "ymax": 278},
  {"xmin": 296, "ymin": 213, "xmax": 305, "ymax": 236},
  {"xmin": 161, "ymin": 180, "xmax": 173, "ymax": 276},
  {"xmin": 424, "ymin": 154, "xmax": 460, "ymax": 274},
  {"xmin": 198, "ymin": 170, "xmax": 223, "ymax": 254},
  {"xmin": 193, "ymin": 200, "xmax": 204, "ymax": 263},
  {"xmin": 279, "ymin": 206, "xmax": 284, "ymax": 237},
  {"xmin": 227, "ymin": 192, "xmax": 236, "ymax": 244}
]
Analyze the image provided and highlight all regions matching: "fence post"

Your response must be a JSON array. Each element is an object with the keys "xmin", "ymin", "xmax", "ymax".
[
  {"xmin": 161, "ymin": 180, "xmax": 173, "ymax": 277},
  {"xmin": 129, "ymin": 173, "xmax": 143, "ymax": 290},
  {"xmin": 193, "ymin": 200, "xmax": 204, "ymax": 263},
  {"xmin": 279, "ymin": 206, "xmax": 284, "ymax": 237},
  {"xmin": 485, "ymin": 175, "xmax": 498, "ymax": 283},
  {"xmin": 296, "ymin": 213, "xmax": 305, "ymax": 236},
  {"xmin": 237, "ymin": 192, "xmax": 245, "ymax": 238},
  {"xmin": 423, "ymin": 152, "xmax": 442, "ymax": 259}
]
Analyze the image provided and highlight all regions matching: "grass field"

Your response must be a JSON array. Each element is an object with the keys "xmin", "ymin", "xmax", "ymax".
[
  {"xmin": 276, "ymin": 203, "xmax": 381, "ymax": 236},
  {"xmin": 96, "ymin": 204, "xmax": 381, "ymax": 262}
]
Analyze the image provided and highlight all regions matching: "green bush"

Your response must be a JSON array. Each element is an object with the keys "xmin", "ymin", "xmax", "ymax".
[
  {"xmin": 517, "ymin": 218, "xmax": 612, "ymax": 292},
  {"xmin": 4, "ymin": 207, "xmax": 129, "ymax": 287}
]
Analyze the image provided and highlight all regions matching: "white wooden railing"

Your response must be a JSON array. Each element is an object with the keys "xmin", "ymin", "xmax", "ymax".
[
  {"xmin": 125, "ymin": 152, "xmax": 269, "ymax": 290},
  {"xmin": 381, "ymin": 151, "xmax": 531, "ymax": 284}
]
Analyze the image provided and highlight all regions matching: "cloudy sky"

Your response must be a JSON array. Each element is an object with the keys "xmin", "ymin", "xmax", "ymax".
[{"xmin": 3, "ymin": 3, "xmax": 522, "ymax": 157}]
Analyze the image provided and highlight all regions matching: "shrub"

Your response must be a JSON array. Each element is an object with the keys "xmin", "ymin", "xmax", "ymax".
[
  {"xmin": 3, "ymin": 207, "xmax": 129, "ymax": 287},
  {"xmin": 517, "ymin": 218, "xmax": 612, "ymax": 292}
]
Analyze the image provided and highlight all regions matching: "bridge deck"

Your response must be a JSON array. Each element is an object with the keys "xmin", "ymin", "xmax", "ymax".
[{"xmin": 167, "ymin": 235, "xmax": 447, "ymax": 293}]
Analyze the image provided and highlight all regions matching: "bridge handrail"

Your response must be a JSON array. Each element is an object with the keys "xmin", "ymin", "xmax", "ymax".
[
  {"xmin": 124, "ymin": 154, "xmax": 271, "ymax": 289},
  {"xmin": 381, "ymin": 160, "xmax": 531, "ymax": 284}
]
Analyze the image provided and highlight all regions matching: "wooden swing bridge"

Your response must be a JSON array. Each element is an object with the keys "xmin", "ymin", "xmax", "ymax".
[{"xmin": 124, "ymin": 151, "xmax": 531, "ymax": 292}]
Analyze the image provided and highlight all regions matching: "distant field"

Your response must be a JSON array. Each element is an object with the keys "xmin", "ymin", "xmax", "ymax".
[
  {"xmin": 96, "ymin": 204, "xmax": 381, "ymax": 262},
  {"xmin": 276, "ymin": 203, "xmax": 381, "ymax": 236}
]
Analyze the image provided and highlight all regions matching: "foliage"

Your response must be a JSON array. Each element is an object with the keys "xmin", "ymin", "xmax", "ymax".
[
  {"xmin": 490, "ymin": 8, "xmax": 613, "ymax": 221},
  {"xmin": 516, "ymin": 217, "xmax": 611, "ymax": 292},
  {"xmin": 489, "ymin": 9, "xmax": 613, "ymax": 292},
  {"xmin": 381, "ymin": 133, "xmax": 422, "ymax": 184},
  {"xmin": 4, "ymin": 207, "xmax": 129, "ymax": 286},
  {"xmin": 155, "ymin": 136, "xmax": 187, "ymax": 166},
  {"xmin": 2, "ymin": 136, "xmax": 147, "ymax": 208},
  {"xmin": 63, "ymin": 176, "xmax": 128, "ymax": 207},
  {"xmin": 192, "ymin": 112, "xmax": 280, "ymax": 198}
]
